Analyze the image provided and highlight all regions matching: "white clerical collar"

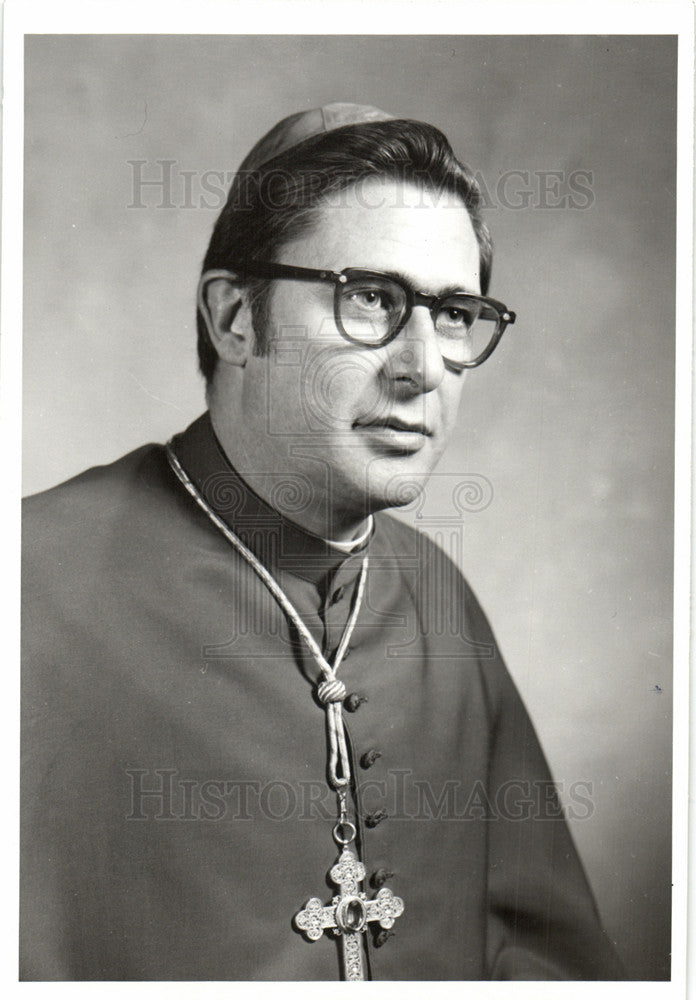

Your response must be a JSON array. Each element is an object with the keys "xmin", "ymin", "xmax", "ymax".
[{"xmin": 324, "ymin": 515, "xmax": 374, "ymax": 555}]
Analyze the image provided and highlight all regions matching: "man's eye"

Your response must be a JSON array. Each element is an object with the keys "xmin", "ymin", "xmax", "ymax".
[
  {"xmin": 349, "ymin": 289, "xmax": 388, "ymax": 310},
  {"xmin": 439, "ymin": 307, "xmax": 471, "ymax": 327}
]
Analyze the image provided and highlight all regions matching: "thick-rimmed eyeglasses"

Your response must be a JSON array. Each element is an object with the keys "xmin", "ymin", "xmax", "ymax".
[{"xmin": 220, "ymin": 260, "xmax": 516, "ymax": 371}]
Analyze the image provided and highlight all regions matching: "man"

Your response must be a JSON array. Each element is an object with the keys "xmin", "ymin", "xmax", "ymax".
[{"xmin": 21, "ymin": 103, "xmax": 623, "ymax": 981}]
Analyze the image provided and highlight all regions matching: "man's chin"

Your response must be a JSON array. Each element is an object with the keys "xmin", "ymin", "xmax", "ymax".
[
  {"xmin": 355, "ymin": 447, "xmax": 443, "ymax": 510},
  {"xmin": 362, "ymin": 468, "xmax": 431, "ymax": 513}
]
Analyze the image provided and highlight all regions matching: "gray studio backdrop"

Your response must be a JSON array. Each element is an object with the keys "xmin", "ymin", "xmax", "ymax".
[{"xmin": 23, "ymin": 35, "xmax": 675, "ymax": 980}]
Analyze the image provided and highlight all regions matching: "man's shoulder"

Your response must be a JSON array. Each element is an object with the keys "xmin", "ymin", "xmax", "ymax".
[
  {"xmin": 22, "ymin": 441, "xmax": 178, "ymax": 569},
  {"xmin": 22, "ymin": 442, "xmax": 164, "ymax": 500},
  {"xmin": 374, "ymin": 510, "xmax": 493, "ymax": 628},
  {"xmin": 374, "ymin": 510, "xmax": 473, "ymax": 589},
  {"xmin": 375, "ymin": 510, "xmax": 513, "ymax": 691}
]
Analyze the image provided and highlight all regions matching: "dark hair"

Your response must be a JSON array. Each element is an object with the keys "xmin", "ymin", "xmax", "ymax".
[{"xmin": 197, "ymin": 119, "xmax": 493, "ymax": 384}]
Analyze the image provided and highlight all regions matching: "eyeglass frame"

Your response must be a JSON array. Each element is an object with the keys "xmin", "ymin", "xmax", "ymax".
[{"xmin": 209, "ymin": 260, "xmax": 516, "ymax": 371}]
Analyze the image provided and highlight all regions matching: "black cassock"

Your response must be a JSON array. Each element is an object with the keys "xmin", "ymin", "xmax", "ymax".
[{"xmin": 21, "ymin": 412, "xmax": 624, "ymax": 980}]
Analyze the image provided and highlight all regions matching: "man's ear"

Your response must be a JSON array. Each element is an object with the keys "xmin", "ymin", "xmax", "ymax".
[{"xmin": 197, "ymin": 269, "xmax": 254, "ymax": 368}]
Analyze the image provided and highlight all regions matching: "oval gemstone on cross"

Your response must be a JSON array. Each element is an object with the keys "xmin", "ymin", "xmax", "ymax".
[{"xmin": 335, "ymin": 896, "xmax": 368, "ymax": 933}]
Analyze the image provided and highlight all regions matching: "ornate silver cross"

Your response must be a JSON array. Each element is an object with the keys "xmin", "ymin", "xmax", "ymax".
[{"xmin": 294, "ymin": 845, "xmax": 404, "ymax": 981}]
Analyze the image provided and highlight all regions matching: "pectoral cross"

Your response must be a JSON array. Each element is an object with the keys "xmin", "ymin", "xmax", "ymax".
[{"xmin": 294, "ymin": 845, "xmax": 404, "ymax": 981}]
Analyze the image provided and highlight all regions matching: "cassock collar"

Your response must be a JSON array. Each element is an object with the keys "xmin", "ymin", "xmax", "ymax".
[{"xmin": 170, "ymin": 412, "xmax": 371, "ymax": 589}]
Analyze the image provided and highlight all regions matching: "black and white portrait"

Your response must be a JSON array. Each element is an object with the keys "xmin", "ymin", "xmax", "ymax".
[{"xmin": 9, "ymin": 7, "xmax": 689, "ymax": 989}]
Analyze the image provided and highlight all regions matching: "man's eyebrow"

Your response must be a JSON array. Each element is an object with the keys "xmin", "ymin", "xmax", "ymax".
[{"xmin": 380, "ymin": 268, "xmax": 480, "ymax": 297}]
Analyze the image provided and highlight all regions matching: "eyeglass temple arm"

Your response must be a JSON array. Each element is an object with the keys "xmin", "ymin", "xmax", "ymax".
[{"xmin": 223, "ymin": 260, "xmax": 343, "ymax": 283}]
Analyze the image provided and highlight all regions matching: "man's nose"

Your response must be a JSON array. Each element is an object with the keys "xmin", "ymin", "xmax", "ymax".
[{"xmin": 387, "ymin": 305, "xmax": 446, "ymax": 392}]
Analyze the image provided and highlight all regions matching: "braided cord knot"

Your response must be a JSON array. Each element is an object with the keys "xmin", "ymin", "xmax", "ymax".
[{"xmin": 317, "ymin": 678, "xmax": 347, "ymax": 704}]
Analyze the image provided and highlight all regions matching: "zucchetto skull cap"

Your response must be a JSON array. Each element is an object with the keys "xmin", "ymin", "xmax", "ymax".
[{"xmin": 238, "ymin": 102, "xmax": 395, "ymax": 173}]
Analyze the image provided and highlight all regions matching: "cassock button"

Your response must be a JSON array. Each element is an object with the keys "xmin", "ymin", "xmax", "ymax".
[
  {"xmin": 370, "ymin": 868, "xmax": 394, "ymax": 889},
  {"xmin": 344, "ymin": 693, "xmax": 367, "ymax": 712},
  {"xmin": 365, "ymin": 809, "xmax": 388, "ymax": 828},
  {"xmin": 360, "ymin": 749, "xmax": 382, "ymax": 769},
  {"xmin": 374, "ymin": 929, "xmax": 393, "ymax": 948}
]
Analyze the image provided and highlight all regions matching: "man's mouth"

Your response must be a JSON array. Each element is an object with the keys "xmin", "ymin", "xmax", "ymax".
[
  {"xmin": 353, "ymin": 416, "xmax": 433, "ymax": 436},
  {"xmin": 352, "ymin": 417, "xmax": 433, "ymax": 454}
]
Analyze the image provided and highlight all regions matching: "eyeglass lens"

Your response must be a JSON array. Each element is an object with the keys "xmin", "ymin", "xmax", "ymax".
[{"xmin": 337, "ymin": 275, "xmax": 500, "ymax": 365}]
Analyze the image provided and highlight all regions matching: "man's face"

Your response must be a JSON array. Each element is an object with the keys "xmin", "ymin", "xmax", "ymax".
[{"xmin": 238, "ymin": 177, "xmax": 481, "ymax": 530}]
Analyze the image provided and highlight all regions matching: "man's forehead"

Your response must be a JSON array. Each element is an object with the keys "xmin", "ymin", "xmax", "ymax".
[{"xmin": 292, "ymin": 177, "xmax": 481, "ymax": 291}]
